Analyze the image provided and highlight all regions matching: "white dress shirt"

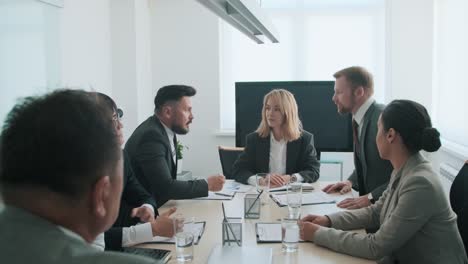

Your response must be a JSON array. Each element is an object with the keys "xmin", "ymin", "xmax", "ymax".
[
  {"xmin": 353, "ymin": 97, "xmax": 375, "ymax": 137},
  {"xmin": 162, "ymin": 122, "xmax": 176, "ymax": 163},
  {"xmin": 352, "ymin": 96, "xmax": 375, "ymax": 200},
  {"xmin": 247, "ymin": 132, "xmax": 303, "ymax": 185}
]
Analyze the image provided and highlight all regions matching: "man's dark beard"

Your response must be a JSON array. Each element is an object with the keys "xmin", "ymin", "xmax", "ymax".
[{"xmin": 172, "ymin": 124, "xmax": 189, "ymax": 135}]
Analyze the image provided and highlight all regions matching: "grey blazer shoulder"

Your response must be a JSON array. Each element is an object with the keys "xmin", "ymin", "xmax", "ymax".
[
  {"xmin": 0, "ymin": 206, "xmax": 158, "ymax": 264},
  {"xmin": 125, "ymin": 116, "xmax": 208, "ymax": 207},
  {"xmin": 314, "ymin": 153, "xmax": 467, "ymax": 264},
  {"xmin": 232, "ymin": 130, "xmax": 320, "ymax": 184}
]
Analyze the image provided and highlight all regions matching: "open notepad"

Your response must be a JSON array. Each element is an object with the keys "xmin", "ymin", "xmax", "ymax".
[
  {"xmin": 255, "ymin": 223, "xmax": 304, "ymax": 243},
  {"xmin": 270, "ymin": 191, "xmax": 336, "ymax": 207},
  {"xmin": 145, "ymin": 221, "xmax": 206, "ymax": 245}
]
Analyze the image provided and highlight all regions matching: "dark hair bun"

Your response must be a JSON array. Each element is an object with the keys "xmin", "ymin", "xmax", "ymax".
[{"xmin": 421, "ymin": 127, "xmax": 441, "ymax": 152}]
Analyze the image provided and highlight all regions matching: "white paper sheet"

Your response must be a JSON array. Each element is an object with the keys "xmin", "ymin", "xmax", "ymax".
[
  {"xmin": 269, "ymin": 183, "xmax": 315, "ymax": 193},
  {"xmin": 271, "ymin": 191, "xmax": 336, "ymax": 206},
  {"xmin": 150, "ymin": 222, "xmax": 205, "ymax": 244}
]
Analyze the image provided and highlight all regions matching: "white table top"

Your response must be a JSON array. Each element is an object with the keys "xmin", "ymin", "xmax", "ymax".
[{"xmin": 139, "ymin": 181, "xmax": 376, "ymax": 264}]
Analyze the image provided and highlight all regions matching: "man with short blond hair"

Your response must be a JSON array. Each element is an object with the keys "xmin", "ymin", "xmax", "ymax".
[{"xmin": 323, "ymin": 66, "xmax": 392, "ymax": 210}]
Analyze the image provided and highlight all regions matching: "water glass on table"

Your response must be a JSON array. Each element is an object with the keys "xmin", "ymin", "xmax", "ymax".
[
  {"xmin": 255, "ymin": 173, "xmax": 271, "ymax": 205},
  {"xmin": 281, "ymin": 218, "xmax": 299, "ymax": 253},
  {"xmin": 287, "ymin": 182, "xmax": 302, "ymax": 219},
  {"xmin": 173, "ymin": 213, "xmax": 194, "ymax": 262}
]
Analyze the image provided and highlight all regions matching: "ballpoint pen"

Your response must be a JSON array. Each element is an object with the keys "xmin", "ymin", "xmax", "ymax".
[{"xmin": 215, "ymin": 192, "xmax": 233, "ymax": 197}]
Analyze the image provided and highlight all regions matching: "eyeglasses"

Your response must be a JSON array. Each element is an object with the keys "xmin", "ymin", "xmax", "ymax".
[{"xmin": 112, "ymin": 108, "xmax": 124, "ymax": 122}]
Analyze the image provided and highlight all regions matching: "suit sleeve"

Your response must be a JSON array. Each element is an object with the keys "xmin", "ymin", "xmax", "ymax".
[
  {"xmin": 135, "ymin": 133, "xmax": 208, "ymax": 202},
  {"xmin": 347, "ymin": 170, "xmax": 359, "ymax": 189},
  {"xmin": 370, "ymin": 182, "xmax": 389, "ymax": 201},
  {"xmin": 314, "ymin": 176, "xmax": 436, "ymax": 260},
  {"xmin": 232, "ymin": 134, "xmax": 256, "ymax": 184},
  {"xmin": 104, "ymin": 227, "xmax": 123, "ymax": 251},
  {"xmin": 122, "ymin": 150, "xmax": 158, "ymax": 213},
  {"xmin": 326, "ymin": 188, "xmax": 388, "ymax": 231},
  {"xmin": 297, "ymin": 133, "xmax": 320, "ymax": 182}
]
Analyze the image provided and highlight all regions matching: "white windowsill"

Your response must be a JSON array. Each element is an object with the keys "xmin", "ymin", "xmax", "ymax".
[
  {"xmin": 440, "ymin": 138, "xmax": 468, "ymax": 161},
  {"xmin": 37, "ymin": 0, "xmax": 64, "ymax": 8},
  {"xmin": 214, "ymin": 129, "xmax": 235, "ymax": 137}
]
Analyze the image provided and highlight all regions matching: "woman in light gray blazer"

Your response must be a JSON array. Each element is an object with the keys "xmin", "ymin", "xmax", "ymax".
[{"xmin": 299, "ymin": 100, "xmax": 467, "ymax": 264}]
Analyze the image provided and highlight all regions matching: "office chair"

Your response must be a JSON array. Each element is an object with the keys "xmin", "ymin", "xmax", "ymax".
[
  {"xmin": 218, "ymin": 146, "xmax": 244, "ymax": 180},
  {"xmin": 449, "ymin": 161, "xmax": 468, "ymax": 255}
]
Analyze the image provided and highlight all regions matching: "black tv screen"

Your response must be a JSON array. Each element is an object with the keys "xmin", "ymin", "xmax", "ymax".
[{"xmin": 235, "ymin": 81, "xmax": 353, "ymax": 153}]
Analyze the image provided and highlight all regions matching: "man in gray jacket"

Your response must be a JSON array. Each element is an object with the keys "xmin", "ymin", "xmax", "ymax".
[
  {"xmin": 0, "ymin": 90, "xmax": 157, "ymax": 263},
  {"xmin": 323, "ymin": 66, "xmax": 393, "ymax": 209}
]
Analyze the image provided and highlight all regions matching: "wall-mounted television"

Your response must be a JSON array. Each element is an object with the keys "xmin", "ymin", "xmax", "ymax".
[{"xmin": 235, "ymin": 81, "xmax": 353, "ymax": 153}]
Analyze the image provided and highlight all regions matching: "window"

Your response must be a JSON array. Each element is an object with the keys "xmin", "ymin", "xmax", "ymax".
[
  {"xmin": 0, "ymin": 0, "xmax": 61, "ymax": 125},
  {"xmin": 433, "ymin": 0, "xmax": 468, "ymax": 155},
  {"xmin": 219, "ymin": 0, "xmax": 386, "ymax": 131}
]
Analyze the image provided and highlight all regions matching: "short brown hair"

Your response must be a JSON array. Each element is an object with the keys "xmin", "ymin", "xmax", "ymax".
[{"xmin": 333, "ymin": 66, "xmax": 374, "ymax": 96}]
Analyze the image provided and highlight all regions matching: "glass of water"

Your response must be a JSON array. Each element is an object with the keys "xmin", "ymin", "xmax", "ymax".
[
  {"xmin": 281, "ymin": 218, "xmax": 299, "ymax": 253},
  {"xmin": 256, "ymin": 173, "xmax": 271, "ymax": 205},
  {"xmin": 287, "ymin": 182, "xmax": 302, "ymax": 219},
  {"xmin": 173, "ymin": 214, "xmax": 194, "ymax": 262}
]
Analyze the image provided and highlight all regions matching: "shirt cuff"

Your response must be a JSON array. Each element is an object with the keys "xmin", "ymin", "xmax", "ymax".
[
  {"xmin": 122, "ymin": 222, "xmax": 153, "ymax": 247},
  {"xmin": 91, "ymin": 233, "xmax": 105, "ymax": 251},
  {"xmin": 292, "ymin": 173, "xmax": 304, "ymax": 183},
  {"xmin": 247, "ymin": 175, "xmax": 257, "ymax": 186},
  {"xmin": 141, "ymin": 203, "xmax": 155, "ymax": 217}
]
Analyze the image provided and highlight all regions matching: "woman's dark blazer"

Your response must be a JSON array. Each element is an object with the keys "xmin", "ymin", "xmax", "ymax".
[{"xmin": 232, "ymin": 131, "xmax": 320, "ymax": 184}]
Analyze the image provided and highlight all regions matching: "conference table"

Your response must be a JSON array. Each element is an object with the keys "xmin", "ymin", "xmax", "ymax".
[{"xmin": 140, "ymin": 181, "xmax": 376, "ymax": 264}]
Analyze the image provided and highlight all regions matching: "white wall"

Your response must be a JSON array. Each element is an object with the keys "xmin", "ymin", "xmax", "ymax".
[
  {"xmin": 148, "ymin": 0, "xmax": 355, "ymax": 180},
  {"xmin": 109, "ymin": 0, "xmax": 154, "ymax": 139},
  {"xmin": 385, "ymin": 0, "xmax": 467, "ymax": 174},
  {"xmin": 150, "ymin": 0, "xmax": 232, "ymax": 177},
  {"xmin": 60, "ymin": 0, "xmax": 112, "ymax": 94},
  {"xmin": 385, "ymin": 0, "xmax": 434, "ymax": 108}
]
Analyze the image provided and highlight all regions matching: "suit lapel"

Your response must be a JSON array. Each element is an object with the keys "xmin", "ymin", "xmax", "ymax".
[
  {"xmin": 257, "ymin": 135, "xmax": 270, "ymax": 173},
  {"xmin": 359, "ymin": 102, "xmax": 376, "ymax": 180},
  {"xmin": 286, "ymin": 138, "xmax": 300, "ymax": 174},
  {"xmin": 153, "ymin": 116, "xmax": 177, "ymax": 178}
]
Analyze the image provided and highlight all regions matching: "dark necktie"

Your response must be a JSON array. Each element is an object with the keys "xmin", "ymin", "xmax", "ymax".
[
  {"xmin": 352, "ymin": 119, "xmax": 360, "ymax": 155},
  {"xmin": 173, "ymin": 134, "xmax": 178, "ymax": 175},
  {"xmin": 352, "ymin": 119, "xmax": 366, "ymax": 195}
]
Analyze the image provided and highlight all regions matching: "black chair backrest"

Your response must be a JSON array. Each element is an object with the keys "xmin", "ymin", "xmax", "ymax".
[
  {"xmin": 450, "ymin": 162, "xmax": 468, "ymax": 255},
  {"xmin": 218, "ymin": 146, "xmax": 244, "ymax": 180}
]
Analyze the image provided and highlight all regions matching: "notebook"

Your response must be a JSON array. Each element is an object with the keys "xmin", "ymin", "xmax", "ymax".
[
  {"xmin": 122, "ymin": 247, "xmax": 171, "ymax": 263},
  {"xmin": 207, "ymin": 245, "xmax": 273, "ymax": 264}
]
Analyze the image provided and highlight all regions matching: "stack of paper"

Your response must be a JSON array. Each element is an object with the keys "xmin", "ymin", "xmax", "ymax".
[
  {"xmin": 269, "ymin": 183, "xmax": 315, "ymax": 192},
  {"xmin": 270, "ymin": 191, "xmax": 336, "ymax": 207}
]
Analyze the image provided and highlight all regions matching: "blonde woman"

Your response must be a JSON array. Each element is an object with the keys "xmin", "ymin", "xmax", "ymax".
[{"xmin": 232, "ymin": 89, "xmax": 320, "ymax": 187}]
